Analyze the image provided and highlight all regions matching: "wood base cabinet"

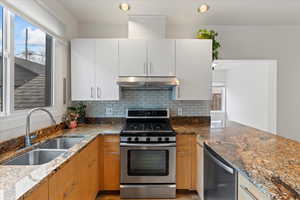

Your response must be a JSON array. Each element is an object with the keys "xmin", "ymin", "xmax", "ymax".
[
  {"xmin": 103, "ymin": 135, "xmax": 120, "ymax": 190},
  {"xmin": 48, "ymin": 139, "xmax": 99, "ymax": 200},
  {"xmin": 23, "ymin": 179, "xmax": 49, "ymax": 200},
  {"xmin": 196, "ymin": 143, "xmax": 204, "ymax": 200},
  {"xmin": 176, "ymin": 135, "xmax": 197, "ymax": 190}
]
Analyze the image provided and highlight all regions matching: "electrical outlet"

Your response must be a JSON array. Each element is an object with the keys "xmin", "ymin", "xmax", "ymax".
[
  {"xmin": 105, "ymin": 107, "xmax": 113, "ymax": 115},
  {"xmin": 178, "ymin": 108, "xmax": 183, "ymax": 116}
]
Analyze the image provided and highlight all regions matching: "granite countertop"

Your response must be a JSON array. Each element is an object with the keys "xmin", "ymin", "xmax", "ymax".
[
  {"xmin": 0, "ymin": 124, "xmax": 122, "ymax": 200},
  {"xmin": 204, "ymin": 121, "xmax": 300, "ymax": 200}
]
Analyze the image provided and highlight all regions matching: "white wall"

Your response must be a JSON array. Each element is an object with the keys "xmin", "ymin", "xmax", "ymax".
[
  {"xmin": 223, "ymin": 60, "xmax": 277, "ymax": 133},
  {"xmin": 77, "ymin": 23, "xmax": 300, "ymax": 141},
  {"xmin": 0, "ymin": 1, "xmax": 77, "ymax": 142}
]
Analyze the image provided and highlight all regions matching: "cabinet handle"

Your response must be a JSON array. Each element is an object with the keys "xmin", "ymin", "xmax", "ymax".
[
  {"xmin": 149, "ymin": 62, "xmax": 152, "ymax": 74},
  {"xmin": 144, "ymin": 63, "xmax": 147, "ymax": 75},
  {"xmin": 91, "ymin": 87, "xmax": 95, "ymax": 98},
  {"xmin": 240, "ymin": 185, "xmax": 258, "ymax": 200},
  {"xmin": 97, "ymin": 87, "xmax": 101, "ymax": 99}
]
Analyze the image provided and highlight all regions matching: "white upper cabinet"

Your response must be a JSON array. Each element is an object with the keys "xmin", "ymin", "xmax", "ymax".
[
  {"xmin": 119, "ymin": 39, "xmax": 147, "ymax": 76},
  {"xmin": 147, "ymin": 39, "xmax": 175, "ymax": 76},
  {"xmin": 71, "ymin": 39, "xmax": 96, "ymax": 101},
  {"xmin": 175, "ymin": 39, "xmax": 212, "ymax": 100},
  {"xmin": 95, "ymin": 39, "xmax": 119, "ymax": 100},
  {"xmin": 71, "ymin": 39, "xmax": 119, "ymax": 101}
]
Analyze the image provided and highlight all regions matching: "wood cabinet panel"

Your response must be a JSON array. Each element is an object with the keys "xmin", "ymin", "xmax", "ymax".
[
  {"xmin": 176, "ymin": 135, "xmax": 197, "ymax": 190},
  {"xmin": 49, "ymin": 159, "xmax": 79, "ymax": 200},
  {"xmin": 196, "ymin": 143, "xmax": 204, "ymax": 200},
  {"xmin": 191, "ymin": 136, "xmax": 197, "ymax": 190},
  {"xmin": 103, "ymin": 135, "xmax": 120, "ymax": 190},
  {"xmin": 99, "ymin": 136, "xmax": 104, "ymax": 191},
  {"xmin": 23, "ymin": 179, "xmax": 48, "ymax": 200},
  {"xmin": 238, "ymin": 174, "xmax": 268, "ymax": 200}
]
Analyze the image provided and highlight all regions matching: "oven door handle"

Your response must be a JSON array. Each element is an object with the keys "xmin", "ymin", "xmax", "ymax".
[
  {"xmin": 206, "ymin": 149, "xmax": 234, "ymax": 174},
  {"xmin": 120, "ymin": 143, "xmax": 176, "ymax": 147}
]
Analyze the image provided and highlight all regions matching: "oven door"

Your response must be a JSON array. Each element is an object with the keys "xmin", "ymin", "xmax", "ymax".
[{"xmin": 120, "ymin": 143, "xmax": 176, "ymax": 184}]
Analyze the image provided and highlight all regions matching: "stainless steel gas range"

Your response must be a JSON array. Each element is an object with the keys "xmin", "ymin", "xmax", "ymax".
[{"xmin": 120, "ymin": 109, "xmax": 176, "ymax": 199}]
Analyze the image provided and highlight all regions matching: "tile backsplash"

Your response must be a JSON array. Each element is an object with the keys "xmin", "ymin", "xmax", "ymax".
[{"xmin": 74, "ymin": 89, "xmax": 211, "ymax": 118}]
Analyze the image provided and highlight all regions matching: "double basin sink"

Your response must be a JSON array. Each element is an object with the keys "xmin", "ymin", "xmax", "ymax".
[{"xmin": 3, "ymin": 135, "xmax": 86, "ymax": 166}]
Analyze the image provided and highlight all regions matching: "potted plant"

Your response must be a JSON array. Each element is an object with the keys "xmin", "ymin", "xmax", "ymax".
[
  {"xmin": 63, "ymin": 110, "xmax": 79, "ymax": 129},
  {"xmin": 67, "ymin": 103, "xmax": 87, "ymax": 124},
  {"xmin": 196, "ymin": 29, "xmax": 221, "ymax": 60}
]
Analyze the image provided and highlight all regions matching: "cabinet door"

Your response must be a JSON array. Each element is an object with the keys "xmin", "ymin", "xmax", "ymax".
[
  {"xmin": 71, "ymin": 39, "xmax": 96, "ymax": 101},
  {"xmin": 103, "ymin": 135, "xmax": 120, "ymax": 190},
  {"xmin": 197, "ymin": 143, "xmax": 204, "ymax": 200},
  {"xmin": 119, "ymin": 39, "xmax": 147, "ymax": 76},
  {"xmin": 49, "ymin": 159, "xmax": 79, "ymax": 200},
  {"xmin": 23, "ymin": 179, "xmax": 48, "ymax": 200},
  {"xmin": 95, "ymin": 40, "xmax": 119, "ymax": 100},
  {"xmin": 176, "ymin": 135, "xmax": 192, "ymax": 189},
  {"xmin": 176, "ymin": 39, "xmax": 212, "ymax": 100},
  {"xmin": 147, "ymin": 40, "xmax": 175, "ymax": 76},
  {"xmin": 87, "ymin": 139, "xmax": 100, "ymax": 199}
]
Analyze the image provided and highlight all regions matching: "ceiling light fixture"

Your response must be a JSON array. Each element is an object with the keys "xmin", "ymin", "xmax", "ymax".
[
  {"xmin": 119, "ymin": 3, "xmax": 130, "ymax": 12},
  {"xmin": 198, "ymin": 4, "xmax": 209, "ymax": 13}
]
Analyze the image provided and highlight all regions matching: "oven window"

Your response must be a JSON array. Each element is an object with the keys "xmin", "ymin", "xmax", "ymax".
[{"xmin": 128, "ymin": 150, "xmax": 169, "ymax": 176}]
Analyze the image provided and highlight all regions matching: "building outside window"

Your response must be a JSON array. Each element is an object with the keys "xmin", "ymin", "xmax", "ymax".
[{"xmin": 14, "ymin": 15, "xmax": 53, "ymax": 110}]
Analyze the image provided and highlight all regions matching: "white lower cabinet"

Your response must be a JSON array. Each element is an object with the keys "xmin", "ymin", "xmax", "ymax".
[
  {"xmin": 71, "ymin": 39, "xmax": 119, "ymax": 101},
  {"xmin": 175, "ymin": 39, "xmax": 212, "ymax": 100},
  {"xmin": 197, "ymin": 143, "xmax": 204, "ymax": 200}
]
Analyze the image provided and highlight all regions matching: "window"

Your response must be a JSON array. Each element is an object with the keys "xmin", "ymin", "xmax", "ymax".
[
  {"xmin": 0, "ymin": 6, "xmax": 3, "ymax": 113},
  {"xmin": 211, "ymin": 87, "xmax": 226, "ymax": 112},
  {"xmin": 14, "ymin": 15, "xmax": 53, "ymax": 110}
]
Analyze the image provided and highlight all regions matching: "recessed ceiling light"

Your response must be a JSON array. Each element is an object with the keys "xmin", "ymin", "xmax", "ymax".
[
  {"xmin": 119, "ymin": 3, "xmax": 130, "ymax": 12},
  {"xmin": 198, "ymin": 4, "xmax": 209, "ymax": 13}
]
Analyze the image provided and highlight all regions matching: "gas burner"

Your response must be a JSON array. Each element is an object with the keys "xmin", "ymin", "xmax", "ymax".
[{"xmin": 121, "ymin": 109, "xmax": 176, "ymax": 142}]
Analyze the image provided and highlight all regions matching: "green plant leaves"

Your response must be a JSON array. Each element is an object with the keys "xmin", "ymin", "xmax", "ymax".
[{"xmin": 196, "ymin": 29, "xmax": 221, "ymax": 60}]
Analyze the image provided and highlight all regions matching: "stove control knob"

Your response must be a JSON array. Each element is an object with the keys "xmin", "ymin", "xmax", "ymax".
[
  {"xmin": 146, "ymin": 137, "xmax": 151, "ymax": 142},
  {"xmin": 165, "ymin": 137, "xmax": 169, "ymax": 141},
  {"xmin": 158, "ymin": 137, "xmax": 162, "ymax": 141},
  {"xmin": 135, "ymin": 137, "xmax": 139, "ymax": 142},
  {"xmin": 127, "ymin": 137, "xmax": 132, "ymax": 141}
]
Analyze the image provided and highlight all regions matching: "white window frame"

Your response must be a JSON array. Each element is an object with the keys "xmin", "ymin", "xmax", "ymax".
[{"xmin": 0, "ymin": 4, "xmax": 56, "ymax": 118}]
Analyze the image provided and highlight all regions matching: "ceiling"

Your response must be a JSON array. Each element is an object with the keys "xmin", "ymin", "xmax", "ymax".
[{"xmin": 59, "ymin": 0, "xmax": 300, "ymax": 25}]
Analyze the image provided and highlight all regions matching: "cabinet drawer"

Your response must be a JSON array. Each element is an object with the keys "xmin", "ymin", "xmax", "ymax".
[
  {"xmin": 176, "ymin": 135, "xmax": 192, "ymax": 151},
  {"xmin": 104, "ymin": 135, "xmax": 120, "ymax": 153},
  {"xmin": 238, "ymin": 173, "xmax": 269, "ymax": 200}
]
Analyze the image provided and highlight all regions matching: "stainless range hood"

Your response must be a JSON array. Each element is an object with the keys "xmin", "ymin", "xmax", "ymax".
[{"xmin": 117, "ymin": 77, "xmax": 179, "ymax": 88}]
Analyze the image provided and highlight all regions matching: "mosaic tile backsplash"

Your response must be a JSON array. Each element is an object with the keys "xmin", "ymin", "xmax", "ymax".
[{"xmin": 74, "ymin": 89, "xmax": 211, "ymax": 118}]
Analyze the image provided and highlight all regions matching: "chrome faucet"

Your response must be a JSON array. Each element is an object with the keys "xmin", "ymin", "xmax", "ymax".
[{"xmin": 25, "ymin": 108, "xmax": 56, "ymax": 147}]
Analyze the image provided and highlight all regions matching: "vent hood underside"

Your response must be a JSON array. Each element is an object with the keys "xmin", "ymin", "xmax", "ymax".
[{"xmin": 117, "ymin": 77, "xmax": 179, "ymax": 88}]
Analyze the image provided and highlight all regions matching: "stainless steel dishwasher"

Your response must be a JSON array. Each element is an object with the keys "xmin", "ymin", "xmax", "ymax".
[{"xmin": 204, "ymin": 143, "xmax": 237, "ymax": 200}]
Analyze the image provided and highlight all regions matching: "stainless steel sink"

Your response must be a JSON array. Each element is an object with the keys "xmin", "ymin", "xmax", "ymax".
[
  {"xmin": 37, "ymin": 138, "xmax": 83, "ymax": 149},
  {"xmin": 4, "ymin": 149, "xmax": 66, "ymax": 165}
]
